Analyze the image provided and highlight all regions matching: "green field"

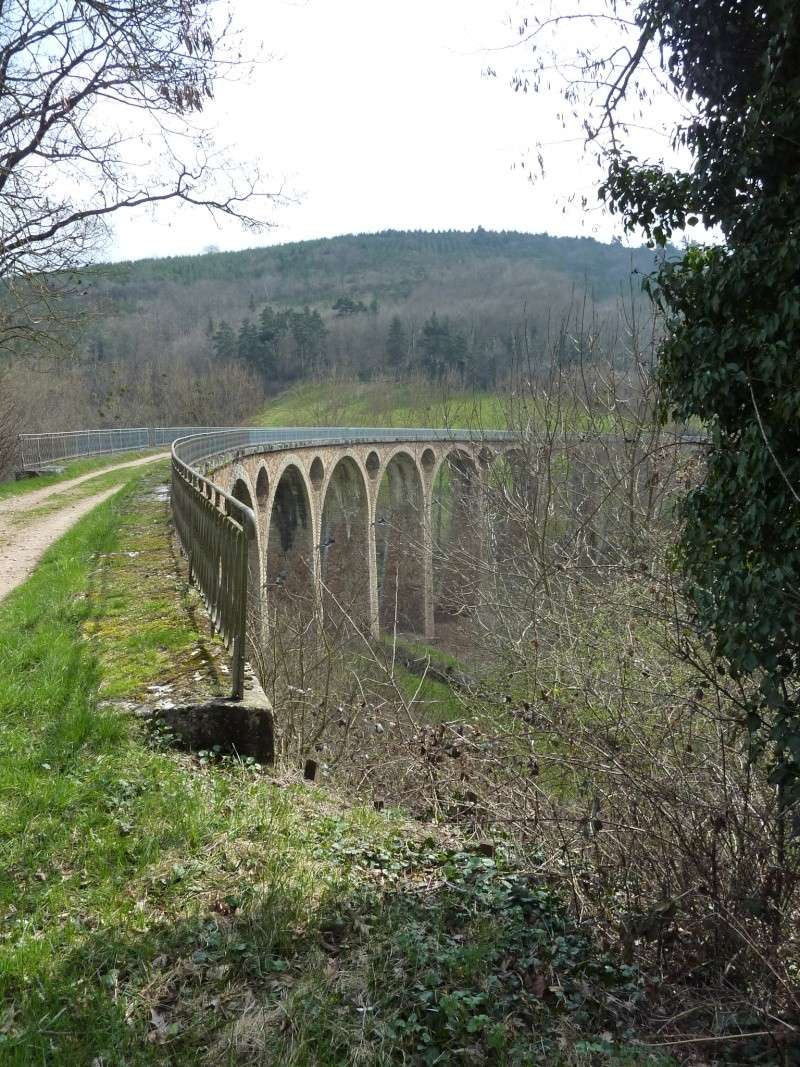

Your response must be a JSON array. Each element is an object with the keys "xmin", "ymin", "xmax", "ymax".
[
  {"xmin": 254, "ymin": 379, "xmax": 509, "ymax": 431},
  {"xmin": 253, "ymin": 377, "xmax": 639, "ymax": 436}
]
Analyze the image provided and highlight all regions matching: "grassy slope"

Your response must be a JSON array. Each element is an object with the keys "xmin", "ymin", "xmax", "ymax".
[
  {"xmin": 254, "ymin": 379, "xmax": 508, "ymax": 431},
  {"xmin": 0, "ymin": 468, "xmax": 660, "ymax": 1065},
  {"xmin": 252, "ymin": 377, "xmax": 632, "ymax": 437}
]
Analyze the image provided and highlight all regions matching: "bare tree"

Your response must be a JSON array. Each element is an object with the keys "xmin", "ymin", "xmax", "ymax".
[
  {"xmin": 0, "ymin": 0, "xmax": 279, "ymax": 349},
  {"xmin": 0, "ymin": 366, "xmax": 19, "ymax": 478}
]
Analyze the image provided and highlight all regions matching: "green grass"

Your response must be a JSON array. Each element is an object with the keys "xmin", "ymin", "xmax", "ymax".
[
  {"xmin": 82, "ymin": 467, "xmax": 228, "ymax": 702},
  {"xmin": 388, "ymin": 635, "xmax": 465, "ymax": 672},
  {"xmin": 389, "ymin": 663, "xmax": 469, "ymax": 722},
  {"xmin": 373, "ymin": 636, "xmax": 477, "ymax": 722},
  {"xmin": 4, "ymin": 460, "xmax": 172, "ymax": 532},
  {"xmin": 253, "ymin": 377, "xmax": 644, "ymax": 437},
  {"xmin": 0, "ymin": 474, "xmax": 400, "ymax": 1063},
  {"xmin": 255, "ymin": 379, "xmax": 509, "ymax": 431},
  {"xmin": 0, "ymin": 469, "xmax": 667, "ymax": 1064},
  {"xmin": 0, "ymin": 448, "xmax": 160, "ymax": 502}
]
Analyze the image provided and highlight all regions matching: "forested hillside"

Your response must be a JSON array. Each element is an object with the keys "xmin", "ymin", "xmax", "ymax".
[
  {"xmin": 82, "ymin": 228, "xmax": 657, "ymax": 392},
  {"xmin": 1, "ymin": 230, "xmax": 658, "ymax": 476}
]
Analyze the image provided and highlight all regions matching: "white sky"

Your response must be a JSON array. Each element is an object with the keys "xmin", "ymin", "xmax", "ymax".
[{"xmin": 108, "ymin": 0, "xmax": 682, "ymax": 261}]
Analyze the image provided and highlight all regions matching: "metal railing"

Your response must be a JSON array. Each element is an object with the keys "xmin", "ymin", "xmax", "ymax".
[
  {"xmin": 17, "ymin": 426, "xmax": 224, "ymax": 469},
  {"xmin": 171, "ymin": 443, "xmax": 256, "ymax": 700}
]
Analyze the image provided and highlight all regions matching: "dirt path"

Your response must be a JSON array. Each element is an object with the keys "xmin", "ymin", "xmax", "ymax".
[{"xmin": 0, "ymin": 452, "xmax": 169, "ymax": 602}]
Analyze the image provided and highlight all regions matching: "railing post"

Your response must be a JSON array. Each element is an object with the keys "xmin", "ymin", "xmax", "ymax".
[{"xmin": 231, "ymin": 525, "xmax": 250, "ymax": 701}]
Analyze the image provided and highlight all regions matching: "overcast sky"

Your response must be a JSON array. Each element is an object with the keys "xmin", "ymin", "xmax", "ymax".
[{"xmin": 108, "ymin": 0, "xmax": 681, "ymax": 262}]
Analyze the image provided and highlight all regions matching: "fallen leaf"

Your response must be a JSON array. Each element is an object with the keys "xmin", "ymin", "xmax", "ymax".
[{"xmin": 523, "ymin": 972, "xmax": 547, "ymax": 998}]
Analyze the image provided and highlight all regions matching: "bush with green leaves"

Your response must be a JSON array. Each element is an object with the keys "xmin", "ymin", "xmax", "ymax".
[{"xmin": 593, "ymin": 0, "xmax": 800, "ymax": 804}]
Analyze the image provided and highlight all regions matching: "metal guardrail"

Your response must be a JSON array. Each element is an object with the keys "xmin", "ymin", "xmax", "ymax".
[
  {"xmin": 172, "ymin": 426, "xmax": 515, "ymax": 466},
  {"xmin": 171, "ymin": 443, "xmax": 255, "ymax": 700},
  {"xmin": 17, "ymin": 427, "xmax": 224, "ymax": 469}
]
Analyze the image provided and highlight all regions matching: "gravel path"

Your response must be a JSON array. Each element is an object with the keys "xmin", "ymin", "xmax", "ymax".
[{"xmin": 0, "ymin": 453, "xmax": 169, "ymax": 602}]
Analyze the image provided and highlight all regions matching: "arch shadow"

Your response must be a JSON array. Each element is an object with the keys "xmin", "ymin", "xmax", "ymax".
[
  {"xmin": 319, "ymin": 457, "xmax": 371, "ymax": 632},
  {"xmin": 265, "ymin": 464, "xmax": 315, "ymax": 628},
  {"xmin": 431, "ymin": 450, "xmax": 482, "ymax": 623},
  {"xmin": 485, "ymin": 447, "xmax": 539, "ymax": 564},
  {"xmin": 375, "ymin": 451, "xmax": 425, "ymax": 634}
]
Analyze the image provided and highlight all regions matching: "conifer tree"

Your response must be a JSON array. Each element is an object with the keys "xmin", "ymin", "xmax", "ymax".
[{"xmin": 385, "ymin": 315, "xmax": 408, "ymax": 369}]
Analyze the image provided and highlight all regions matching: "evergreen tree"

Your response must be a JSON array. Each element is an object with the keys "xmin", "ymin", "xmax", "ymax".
[
  {"xmin": 420, "ymin": 312, "xmax": 447, "ymax": 379},
  {"xmin": 211, "ymin": 321, "xmax": 236, "ymax": 362},
  {"xmin": 236, "ymin": 318, "xmax": 261, "ymax": 366},
  {"xmin": 258, "ymin": 306, "xmax": 289, "ymax": 352},
  {"xmin": 419, "ymin": 312, "xmax": 468, "ymax": 380},
  {"xmin": 288, "ymin": 307, "xmax": 327, "ymax": 375},
  {"xmin": 385, "ymin": 315, "xmax": 408, "ymax": 369},
  {"xmin": 332, "ymin": 295, "xmax": 367, "ymax": 316},
  {"xmin": 450, "ymin": 328, "xmax": 468, "ymax": 382}
]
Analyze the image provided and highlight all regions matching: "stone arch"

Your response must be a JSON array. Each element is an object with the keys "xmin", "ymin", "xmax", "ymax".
[
  {"xmin": 254, "ymin": 464, "xmax": 270, "ymax": 538},
  {"xmin": 365, "ymin": 450, "xmax": 381, "ymax": 479},
  {"xmin": 319, "ymin": 456, "xmax": 371, "ymax": 630},
  {"xmin": 231, "ymin": 475, "xmax": 264, "ymax": 659},
  {"xmin": 420, "ymin": 447, "xmax": 436, "ymax": 474},
  {"xmin": 375, "ymin": 450, "xmax": 426, "ymax": 633},
  {"xmin": 309, "ymin": 456, "xmax": 325, "ymax": 491},
  {"xmin": 231, "ymin": 471, "xmax": 258, "ymax": 530},
  {"xmin": 431, "ymin": 448, "xmax": 482, "ymax": 622},
  {"xmin": 265, "ymin": 462, "xmax": 315, "ymax": 624}
]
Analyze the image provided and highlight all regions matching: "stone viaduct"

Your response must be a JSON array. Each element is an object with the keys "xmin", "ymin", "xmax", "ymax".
[
  {"xmin": 19, "ymin": 422, "xmax": 705, "ymax": 701},
  {"xmin": 201, "ymin": 433, "xmax": 519, "ymax": 650}
]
